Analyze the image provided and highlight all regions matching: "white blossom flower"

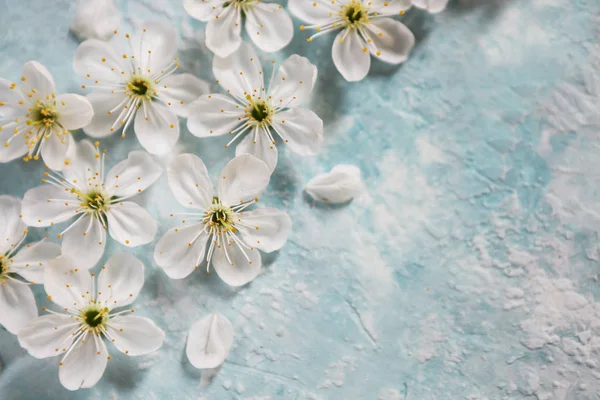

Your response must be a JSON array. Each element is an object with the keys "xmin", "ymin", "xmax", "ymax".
[
  {"xmin": 21, "ymin": 140, "xmax": 162, "ymax": 269},
  {"xmin": 154, "ymin": 153, "xmax": 291, "ymax": 286},
  {"xmin": 18, "ymin": 253, "xmax": 165, "ymax": 391},
  {"xmin": 0, "ymin": 196, "xmax": 61, "ymax": 334},
  {"xmin": 0, "ymin": 61, "xmax": 94, "ymax": 170},
  {"xmin": 183, "ymin": 0, "xmax": 294, "ymax": 58},
  {"xmin": 412, "ymin": 0, "xmax": 448, "ymax": 13},
  {"xmin": 73, "ymin": 21, "xmax": 210, "ymax": 155},
  {"xmin": 305, "ymin": 164, "xmax": 362, "ymax": 203},
  {"xmin": 187, "ymin": 42, "xmax": 323, "ymax": 172},
  {"xmin": 186, "ymin": 312, "xmax": 233, "ymax": 369},
  {"xmin": 289, "ymin": 0, "xmax": 415, "ymax": 82},
  {"xmin": 70, "ymin": 0, "xmax": 121, "ymax": 41}
]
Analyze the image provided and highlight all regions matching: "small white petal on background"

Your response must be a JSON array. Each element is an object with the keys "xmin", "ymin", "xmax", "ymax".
[
  {"xmin": 305, "ymin": 165, "xmax": 362, "ymax": 204},
  {"xmin": 186, "ymin": 312, "xmax": 234, "ymax": 369},
  {"xmin": 70, "ymin": 0, "xmax": 121, "ymax": 41}
]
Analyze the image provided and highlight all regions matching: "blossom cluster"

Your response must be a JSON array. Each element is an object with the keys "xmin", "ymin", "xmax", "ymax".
[{"xmin": 0, "ymin": 0, "xmax": 446, "ymax": 391}]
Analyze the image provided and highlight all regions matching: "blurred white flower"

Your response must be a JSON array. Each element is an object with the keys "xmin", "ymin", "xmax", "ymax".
[
  {"xmin": 70, "ymin": 0, "xmax": 121, "ymax": 41},
  {"xmin": 412, "ymin": 0, "xmax": 449, "ymax": 13}
]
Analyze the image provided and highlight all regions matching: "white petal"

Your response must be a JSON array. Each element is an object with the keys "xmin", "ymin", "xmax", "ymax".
[
  {"xmin": 18, "ymin": 313, "xmax": 75, "ymax": 358},
  {"xmin": 187, "ymin": 94, "xmax": 245, "ymax": 138},
  {"xmin": 365, "ymin": 18, "xmax": 415, "ymax": 64},
  {"xmin": 213, "ymin": 42, "xmax": 264, "ymax": 100},
  {"xmin": 167, "ymin": 153, "xmax": 213, "ymax": 210},
  {"xmin": 45, "ymin": 255, "xmax": 92, "ymax": 310},
  {"xmin": 70, "ymin": 0, "xmax": 120, "ymax": 41},
  {"xmin": 134, "ymin": 102, "xmax": 179, "ymax": 155},
  {"xmin": 271, "ymin": 108, "xmax": 323, "ymax": 156},
  {"xmin": 11, "ymin": 241, "xmax": 61, "ymax": 283},
  {"xmin": 0, "ymin": 195, "xmax": 26, "ymax": 254},
  {"xmin": 41, "ymin": 130, "xmax": 75, "ymax": 171},
  {"xmin": 217, "ymin": 154, "xmax": 271, "ymax": 206},
  {"xmin": 74, "ymin": 39, "xmax": 128, "ymax": 83},
  {"xmin": 0, "ymin": 122, "xmax": 28, "ymax": 162},
  {"xmin": 104, "ymin": 150, "xmax": 162, "ymax": 199},
  {"xmin": 159, "ymin": 73, "xmax": 211, "ymax": 117},
  {"xmin": 305, "ymin": 164, "xmax": 362, "ymax": 203},
  {"xmin": 55, "ymin": 93, "xmax": 94, "ymax": 130},
  {"xmin": 212, "ymin": 242, "xmax": 261, "ymax": 286},
  {"xmin": 288, "ymin": 0, "xmax": 337, "ymax": 24},
  {"xmin": 62, "ymin": 139, "xmax": 102, "ymax": 192},
  {"xmin": 107, "ymin": 201, "xmax": 156, "ymax": 247},
  {"xmin": 83, "ymin": 91, "xmax": 127, "ymax": 138},
  {"xmin": 268, "ymin": 55, "xmax": 317, "ymax": 106},
  {"xmin": 97, "ymin": 252, "xmax": 144, "ymax": 308},
  {"xmin": 132, "ymin": 21, "xmax": 178, "ymax": 74},
  {"xmin": 245, "ymin": 3, "xmax": 293, "ymax": 53},
  {"xmin": 237, "ymin": 208, "xmax": 291, "ymax": 253},
  {"xmin": 369, "ymin": 0, "xmax": 412, "ymax": 14},
  {"xmin": 61, "ymin": 215, "xmax": 106, "ymax": 270},
  {"xmin": 59, "ymin": 332, "xmax": 107, "ymax": 391},
  {"xmin": 0, "ymin": 280, "xmax": 37, "ymax": 334},
  {"xmin": 0, "ymin": 78, "xmax": 27, "ymax": 114},
  {"xmin": 332, "ymin": 29, "xmax": 370, "ymax": 82},
  {"xmin": 22, "ymin": 61, "xmax": 56, "ymax": 98},
  {"xmin": 154, "ymin": 223, "xmax": 209, "ymax": 279},
  {"xmin": 235, "ymin": 129, "xmax": 278, "ymax": 172},
  {"xmin": 186, "ymin": 312, "xmax": 233, "ymax": 369},
  {"xmin": 184, "ymin": 0, "xmax": 225, "ymax": 21},
  {"xmin": 21, "ymin": 185, "xmax": 79, "ymax": 228},
  {"xmin": 412, "ymin": 0, "xmax": 449, "ymax": 13},
  {"xmin": 107, "ymin": 315, "xmax": 165, "ymax": 356},
  {"xmin": 205, "ymin": 5, "xmax": 243, "ymax": 58}
]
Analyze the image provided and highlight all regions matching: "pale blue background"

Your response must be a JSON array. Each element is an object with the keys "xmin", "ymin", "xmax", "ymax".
[{"xmin": 1, "ymin": 0, "xmax": 600, "ymax": 399}]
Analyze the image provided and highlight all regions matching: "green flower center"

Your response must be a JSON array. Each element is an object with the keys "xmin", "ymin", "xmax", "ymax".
[
  {"xmin": 126, "ymin": 76, "xmax": 155, "ymax": 100},
  {"xmin": 246, "ymin": 96, "xmax": 273, "ymax": 124},
  {"xmin": 341, "ymin": 1, "xmax": 368, "ymax": 25},
  {"xmin": 79, "ymin": 189, "xmax": 111, "ymax": 214},
  {"xmin": 204, "ymin": 197, "xmax": 236, "ymax": 232},
  {"xmin": 29, "ymin": 101, "xmax": 58, "ymax": 128},
  {"xmin": 81, "ymin": 305, "xmax": 109, "ymax": 329}
]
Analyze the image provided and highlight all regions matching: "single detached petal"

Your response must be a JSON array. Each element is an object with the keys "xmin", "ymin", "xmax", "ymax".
[
  {"xmin": 107, "ymin": 315, "xmax": 165, "ymax": 356},
  {"xmin": 237, "ymin": 208, "xmax": 291, "ymax": 253},
  {"xmin": 18, "ymin": 313, "xmax": 76, "ymax": 358},
  {"xmin": 22, "ymin": 61, "xmax": 56, "ymax": 98},
  {"xmin": 288, "ymin": 0, "xmax": 337, "ymax": 24},
  {"xmin": 154, "ymin": 223, "xmax": 209, "ymax": 279},
  {"xmin": 11, "ymin": 241, "xmax": 61, "ymax": 284},
  {"xmin": 167, "ymin": 153, "xmax": 213, "ymax": 210},
  {"xmin": 245, "ymin": 3, "xmax": 293, "ymax": 53},
  {"xmin": 132, "ymin": 21, "xmax": 178, "ymax": 74},
  {"xmin": 332, "ymin": 29, "xmax": 370, "ymax": 82},
  {"xmin": 83, "ymin": 91, "xmax": 127, "ymax": 138},
  {"xmin": 55, "ymin": 93, "xmax": 94, "ymax": 130},
  {"xmin": 205, "ymin": 5, "xmax": 243, "ymax": 58},
  {"xmin": 187, "ymin": 94, "xmax": 246, "ymax": 138},
  {"xmin": 104, "ymin": 150, "xmax": 162, "ymax": 199},
  {"xmin": 184, "ymin": 0, "xmax": 226, "ymax": 21},
  {"xmin": 61, "ymin": 214, "xmax": 106, "ymax": 269},
  {"xmin": 268, "ymin": 55, "xmax": 317, "ymax": 107},
  {"xmin": 0, "ymin": 280, "xmax": 37, "ymax": 334},
  {"xmin": 412, "ymin": 0, "xmax": 449, "ymax": 13},
  {"xmin": 235, "ymin": 129, "xmax": 278, "ymax": 172},
  {"xmin": 74, "ymin": 39, "xmax": 128, "ymax": 84},
  {"xmin": 365, "ymin": 18, "xmax": 415, "ymax": 65},
  {"xmin": 369, "ymin": 0, "xmax": 412, "ymax": 14},
  {"xmin": 107, "ymin": 201, "xmax": 157, "ymax": 247},
  {"xmin": 0, "ymin": 195, "xmax": 26, "ymax": 255},
  {"xmin": 271, "ymin": 108, "xmax": 323, "ymax": 156},
  {"xmin": 134, "ymin": 101, "xmax": 179, "ymax": 155},
  {"xmin": 305, "ymin": 164, "xmax": 362, "ymax": 203},
  {"xmin": 160, "ymin": 73, "xmax": 211, "ymax": 117},
  {"xmin": 21, "ymin": 185, "xmax": 79, "ymax": 228},
  {"xmin": 186, "ymin": 312, "xmax": 233, "ymax": 369},
  {"xmin": 59, "ymin": 331, "xmax": 108, "ymax": 391},
  {"xmin": 41, "ymin": 130, "xmax": 75, "ymax": 171},
  {"xmin": 97, "ymin": 252, "xmax": 145, "ymax": 308},
  {"xmin": 45, "ymin": 255, "xmax": 92, "ymax": 310},
  {"xmin": 70, "ymin": 0, "xmax": 121, "ymax": 41},
  {"xmin": 212, "ymin": 243, "xmax": 261, "ymax": 286},
  {"xmin": 217, "ymin": 154, "xmax": 271, "ymax": 206},
  {"xmin": 213, "ymin": 42, "xmax": 264, "ymax": 100}
]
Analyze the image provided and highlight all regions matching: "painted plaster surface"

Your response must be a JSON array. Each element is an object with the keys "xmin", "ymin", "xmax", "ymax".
[{"xmin": 1, "ymin": 0, "xmax": 600, "ymax": 399}]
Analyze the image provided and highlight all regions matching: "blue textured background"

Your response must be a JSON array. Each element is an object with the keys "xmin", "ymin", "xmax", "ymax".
[{"xmin": 2, "ymin": 0, "xmax": 600, "ymax": 399}]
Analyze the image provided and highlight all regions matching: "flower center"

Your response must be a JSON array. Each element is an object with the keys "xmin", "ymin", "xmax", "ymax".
[
  {"xmin": 204, "ymin": 197, "xmax": 237, "ymax": 232},
  {"xmin": 0, "ymin": 257, "xmax": 7, "ymax": 280},
  {"xmin": 29, "ymin": 101, "xmax": 58, "ymax": 128},
  {"xmin": 341, "ymin": 1, "xmax": 368, "ymax": 25},
  {"xmin": 79, "ymin": 189, "xmax": 111, "ymax": 214},
  {"xmin": 246, "ymin": 96, "xmax": 273, "ymax": 124},
  {"xmin": 126, "ymin": 76, "xmax": 155, "ymax": 101},
  {"xmin": 81, "ymin": 305, "xmax": 109, "ymax": 329}
]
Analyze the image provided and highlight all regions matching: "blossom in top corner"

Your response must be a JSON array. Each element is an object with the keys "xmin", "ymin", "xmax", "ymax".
[
  {"xmin": 73, "ymin": 21, "xmax": 210, "ymax": 155},
  {"xmin": 183, "ymin": 0, "xmax": 294, "ymax": 57},
  {"xmin": 0, "ymin": 61, "xmax": 93, "ymax": 170},
  {"xmin": 289, "ymin": 0, "xmax": 415, "ymax": 82},
  {"xmin": 412, "ymin": 0, "xmax": 448, "ymax": 13},
  {"xmin": 187, "ymin": 42, "xmax": 323, "ymax": 172},
  {"xmin": 21, "ymin": 139, "xmax": 162, "ymax": 269},
  {"xmin": 70, "ymin": 0, "xmax": 121, "ymax": 41}
]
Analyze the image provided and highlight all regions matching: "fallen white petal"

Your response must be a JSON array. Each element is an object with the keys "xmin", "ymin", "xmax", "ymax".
[
  {"xmin": 186, "ymin": 312, "xmax": 233, "ymax": 369},
  {"xmin": 305, "ymin": 165, "xmax": 362, "ymax": 204}
]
